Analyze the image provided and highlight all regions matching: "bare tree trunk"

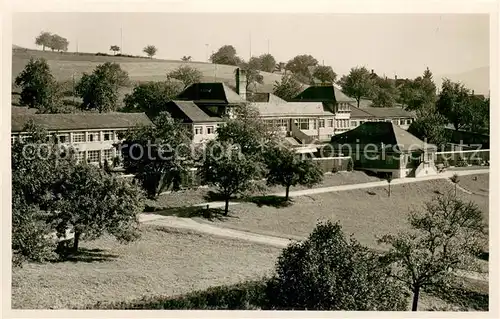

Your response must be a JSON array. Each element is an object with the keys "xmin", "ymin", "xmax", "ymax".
[
  {"xmin": 455, "ymin": 184, "xmax": 457, "ymax": 197},
  {"xmin": 388, "ymin": 183, "xmax": 391, "ymax": 197},
  {"xmin": 411, "ymin": 286, "xmax": 420, "ymax": 311},
  {"xmin": 73, "ymin": 231, "xmax": 81, "ymax": 253},
  {"xmin": 224, "ymin": 197, "xmax": 229, "ymax": 216},
  {"xmin": 285, "ymin": 185, "xmax": 290, "ymax": 201}
]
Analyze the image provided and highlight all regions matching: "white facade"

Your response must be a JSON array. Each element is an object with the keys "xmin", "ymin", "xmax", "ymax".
[{"xmin": 190, "ymin": 122, "xmax": 223, "ymax": 144}]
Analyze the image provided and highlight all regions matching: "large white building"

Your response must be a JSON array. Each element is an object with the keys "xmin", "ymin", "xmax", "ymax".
[{"xmin": 11, "ymin": 111, "xmax": 152, "ymax": 165}]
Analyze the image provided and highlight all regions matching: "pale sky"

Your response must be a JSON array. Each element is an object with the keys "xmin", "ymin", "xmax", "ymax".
[{"xmin": 12, "ymin": 13, "xmax": 489, "ymax": 79}]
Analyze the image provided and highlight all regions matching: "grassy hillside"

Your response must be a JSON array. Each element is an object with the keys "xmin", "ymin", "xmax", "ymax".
[{"xmin": 12, "ymin": 48, "xmax": 284, "ymax": 94}]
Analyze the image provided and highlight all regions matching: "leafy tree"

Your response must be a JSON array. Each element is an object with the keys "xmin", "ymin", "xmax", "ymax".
[
  {"xmin": 274, "ymin": 62, "xmax": 286, "ymax": 73},
  {"xmin": 467, "ymin": 95, "xmax": 489, "ymax": 134},
  {"xmin": 15, "ymin": 58, "xmax": 62, "ymax": 109},
  {"xmin": 436, "ymin": 79, "xmax": 473, "ymax": 131},
  {"xmin": 273, "ymin": 74, "xmax": 303, "ymax": 101},
  {"xmin": 386, "ymin": 173, "xmax": 393, "ymax": 197},
  {"xmin": 408, "ymin": 112, "xmax": 450, "ymax": 148},
  {"xmin": 264, "ymin": 146, "xmax": 323, "ymax": 201},
  {"xmin": 143, "ymin": 45, "xmax": 158, "ymax": 58},
  {"xmin": 76, "ymin": 62, "xmax": 129, "ymax": 112},
  {"xmin": 216, "ymin": 104, "xmax": 278, "ymax": 158},
  {"xmin": 285, "ymin": 54, "xmax": 318, "ymax": 84},
  {"xmin": 399, "ymin": 68, "xmax": 437, "ymax": 112},
  {"xmin": 258, "ymin": 53, "xmax": 277, "ymax": 73},
  {"xmin": 119, "ymin": 112, "xmax": 193, "ymax": 199},
  {"xmin": 268, "ymin": 221, "xmax": 409, "ymax": 310},
  {"xmin": 49, "ymin": 164, "xmax": 145, "ymax": 252},
  {"xmin": 371, "ymin": 77, "xmax": 399, "ymax": 107},
  {"xmin": 48, "ymin": 34, "xmax": 69, "ymax": 52},
  {"xmin": 338, "ymin": 66, "xmax": 374, "ymax": 107},
  {"xmin": 181, "ymin": 55, "xmax": 192, "ymax": 61},
  {"xmin": 378, "ymin": 193, "xmax": 487, "ymax": 311},
  {"xmin": 110, "ymin": 45, "xmax": 120, "ymax": 55},
  {"xmin": 312, "ymin": 65, "xmax": 337, "ymax": 84},
  {"xmin": 167, "ymin": 65, "xmax": 203, "ymax": 89},
  {"xmin": 123, "ymin": 80, "xmax": 183, "ymax": 116},
  {"xmin": 450, "ymin": 174, "xmax": 460, "ymax": 196},
  {"xmin": 198, "ymin": 141, "xmax": 262, "ymax": 215},
  {"xmin": 238, "ymin": 57, "xmax": 264, "ymax": 92},
  {"xmin": 35, "ymin": 31, "xmax": 52, "ymax": 51},
  {"xmin": 209, "ymin": 45, "xmax": 242, "ymax": 66}
]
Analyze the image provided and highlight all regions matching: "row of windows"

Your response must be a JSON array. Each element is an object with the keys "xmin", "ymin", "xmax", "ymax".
[
  {"xmin": 75, "ymin": 149, "xmax": 115, "ymax": 164},
  {"xmin": 12, "ymin": 130, "xmax": 118, "ymax": 144},
  {"xmin": 336, "ymin": 119, "xmax": 349, "ymax": 128},
  {"xmin": 194, "ymin": 126, "xmax": 216, "ymax": 135}
]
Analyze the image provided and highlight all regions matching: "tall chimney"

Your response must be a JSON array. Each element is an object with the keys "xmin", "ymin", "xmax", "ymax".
[{"xmin": 235, "ymin": 68, "xmax": 247, "ymax": 101}]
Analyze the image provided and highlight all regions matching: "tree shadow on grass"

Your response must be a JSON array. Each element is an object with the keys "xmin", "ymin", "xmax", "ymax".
[
  {"xmin": 426, "ymin": 285, "xmax": 489, "ymax": 311},
  {"xmin": 245, "ymin": 195, "xmax": 293, "ymax": 208},
  {"xmin": 53, "ymin": 245, "xmax": 119, "ymax": 263},
  {"xmin": 145, "ymin": 205, "xmax": 235, "ymax": 222}
]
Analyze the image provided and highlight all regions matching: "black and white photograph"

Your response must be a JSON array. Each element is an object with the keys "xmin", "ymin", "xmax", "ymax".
[{"xmin": 2, "ymin": 1, "xmax": 498, "ymax": 316}]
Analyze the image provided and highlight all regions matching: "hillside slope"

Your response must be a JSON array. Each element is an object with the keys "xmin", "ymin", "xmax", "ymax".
[{"xmin": 12, "ymin": 48, "xmax": 284, "ymax": 93}]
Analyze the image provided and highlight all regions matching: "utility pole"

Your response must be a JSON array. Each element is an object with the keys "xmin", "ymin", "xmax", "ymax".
[
  {"xmin": 120, "ymin": 27, "xmax": 123, "ymax": 54},
  {"xmin": 76, "ymin": 39, "xmax": 79, "ymax": 54},
  {"xmin": 205, "ymin": 43, "xmax": 209, "ymax": 62},
  {"xmin": 249, "ymin": 32, "xmax": 252, "ymax": 60},
  {"xmin": 267, "ymin": 39, "xmax": 270, "ymax": 54}
]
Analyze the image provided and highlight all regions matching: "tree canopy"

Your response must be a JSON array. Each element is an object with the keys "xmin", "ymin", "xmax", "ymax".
[
  {"xmin": 312, "ymin": 65, "xmax": 337, "ymax": 85},
  {"xmin": 76, "ymin": 62, "xmax": 129, "ymax": 112},
  {"xmin": 209, "ymin": 45, "xmax": 242, "ymax": 66},
  {"xmin": 123, "ymin": 80, "xmax": 183, "ymax": 117},
  {"xmin": 167, "ymin": 65, "xmax": 203, "ymax": 89},
  {"xmin": 238, "ymin": 57, "xmax": 264, "ymax": 92},
  {"xmin": 436, "ymin": 79, "xmax": 474, "ymax": 131},
  {"xmin": 378, "ymin": 193, "xmax": 487, "ymax": 311},
  {"xmin": 15, "ymin": 58, "xmax": 62, "ymax": 110},
  {"xmin": 268, "ymin": 221, "xmax": 409, "ymax": 310},
  {"xmin": 110, "ymin": 45, "xmax": 120, "ymax": 55},
  {"xmin": 285, "ymin": 54, "xmax": 318, "ymax": 84},
  {"xmin": 272, "ymin": 74, "xmax": 303, "ymax": 101},
  {"xmin": 143, "ymin": 45, "xmax": 158, "ymax": 58},
  {"xmin": 35, "ymin": 32, "xmax": 69, "ymax": 52},
  {"xmin": 338, "ymin": 66, "xmax": 374, "ymax": 107}
]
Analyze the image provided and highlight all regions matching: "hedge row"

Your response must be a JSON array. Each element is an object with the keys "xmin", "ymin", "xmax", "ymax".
[{"xmin": 84, "ymin": 280, "xmax": 271, "ymax": 310}]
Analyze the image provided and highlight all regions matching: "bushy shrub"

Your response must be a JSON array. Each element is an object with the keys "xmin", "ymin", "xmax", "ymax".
[
  {"xmin": 86, "ymin": 280, "xmax": 269, "ymax": 309},
  {"xmin": 267, "ymin": 221, "xmax": 409, "ymax": 310},
  {"xmin": 456, "ymin": 157, "xmax": 468, "ymax": 167}
]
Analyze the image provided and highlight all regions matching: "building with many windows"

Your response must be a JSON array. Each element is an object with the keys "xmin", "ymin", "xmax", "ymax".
[{"xmin": 11, "ymin": 112, "xmax": 152, "ymax": 165}]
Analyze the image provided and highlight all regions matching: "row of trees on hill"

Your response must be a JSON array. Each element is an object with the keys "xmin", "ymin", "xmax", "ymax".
[
  {"xmin": 35, "ymin": 32, "xmax": 69, "ymax": 52},
  {"xmin": 14, "ymin": 57, "xmax": 204, "ymax": 114}
]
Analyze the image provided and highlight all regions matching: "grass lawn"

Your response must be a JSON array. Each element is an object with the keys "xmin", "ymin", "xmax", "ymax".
[
  {"xmin": 149, "ymin": 171, "xmax": 382, "ymax": 210},
  {"xmin": 194, "ymin": 178, "xmax": 489, "ymax": 249},
  {"xmin": 12, "ymin": 48, "xmax": 284, "ymax": 93},
  {"xmin": 11, "ymin": 225, "xmax": 280, "ymax": 309},
  {"xmin": 455, "ymin": 174, "xmax": 489, "ymax": 196}
]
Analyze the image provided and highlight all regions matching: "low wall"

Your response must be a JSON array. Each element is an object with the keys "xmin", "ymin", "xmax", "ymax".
[{"xmin": 312, "ymin": 156, "xmax": 352, "ymax": 173}]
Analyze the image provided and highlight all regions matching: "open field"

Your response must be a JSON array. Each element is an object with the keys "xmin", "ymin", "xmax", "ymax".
[
  {"xmin": 149, "ymin": 171, "xmax": 382, "ymax": 210},
  {"xmin": 12, "ymin": 49, "xmax": 284, "ymax": 93},
  {"xmin": 11, "ymin": 225, "xmax": 280, "ymax": 309},
  {"xmin": 193, "ymin": 177, "xmax": 489, "ymax": 248}
]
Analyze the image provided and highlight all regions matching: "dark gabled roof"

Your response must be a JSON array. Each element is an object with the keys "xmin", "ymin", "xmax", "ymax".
[
  {"xmin": 292, "ymin": 85, "xmax": 356, "ymax": 103},
  {"xmin": 11, "ymin": 112, "xmax": 153, "ymax": 132},
  {"xmin": 176, "ymin": 82, "xmax": 245, "ymax": 105},
  {"xmin": 169, "ymin": 100, "xmax": 222, "ymax": 123},
  {"xmin": 330, "ymin": 122, "xmax": 436, "ymax": 153},
  {"xmin": 359, "ymin": 106, "xmax": 415, "ymax": 119}
]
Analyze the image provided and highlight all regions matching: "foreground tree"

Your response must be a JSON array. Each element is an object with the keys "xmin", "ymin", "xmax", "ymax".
[
  {"xmin": 167, "ymin": 65, "xmax": 203, "ymax": 89},
  {"xmin": 123, "ymin": 80, "xmax": 183, "ymax": 116},
  {"xmin": 273, "ymin": 74, "xmax": 303, "ymax": 101},
  {"xmin": 143, "ymin": 45, "xmax": 158, "ymax": 58},
  {"xmin": 264, "ymin": 146, "xmax": 323, "ymax": 201},
  {"xmin": 209, "ymin": 45, "xmax": 242, "ymax": 66},
  {"xmin": 198, "ymin": 141, "xmax": 263, "ymax": 215},
  {"xmin": 268, "ymin": 221, "xmax": 409, "ymax": 310},
  {"xmin": 50, "ymin": 164, "xmax": 145, "ymax": 252},
  {"xmin": 15, "ymin": 58, "xmax": 61, "ymax": 109},
  {"xmin": 312, "ymin": 65, "xmax": 337, "ymax": 85},
  {"xmin": 119, "ymin": 112, "xmax": 193, "ymax": 199},
  {"xmin": 76, "ymin": 62, "xmax": 129, "ymax": 112},
  {"xmin": 338, "ymin": 66, "xmax": 374, "ymax": 107},
  {"xmin": 378, "ymin": 193, "xmax": 487, "ymax": 311}
]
